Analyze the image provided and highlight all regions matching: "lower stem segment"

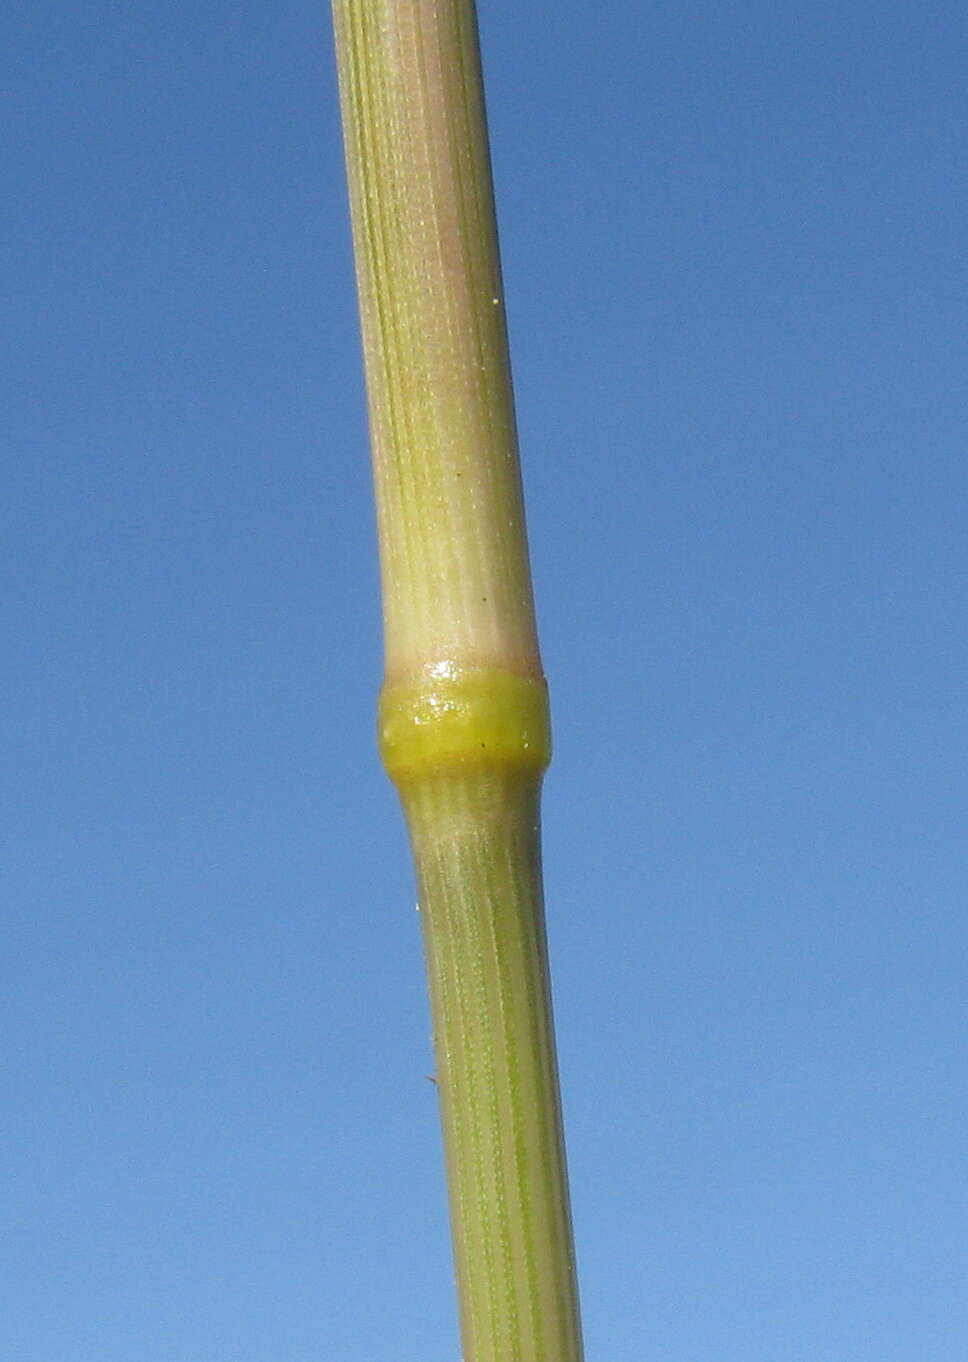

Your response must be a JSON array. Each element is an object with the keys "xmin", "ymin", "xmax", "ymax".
[{"xmin": 402, "ymin": 773, "xmax": 583, "ymax": 1362}]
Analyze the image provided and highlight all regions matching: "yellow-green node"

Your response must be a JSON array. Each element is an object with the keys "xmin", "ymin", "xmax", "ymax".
[{"xmin": 379, "ymin": 667, "xmax": 551, "ymax": 787}]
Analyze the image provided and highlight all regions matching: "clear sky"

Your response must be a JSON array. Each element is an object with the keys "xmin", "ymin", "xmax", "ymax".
[{"xmin": 4, "ymin": 2, "xmax": 967, "ymax": 1359}]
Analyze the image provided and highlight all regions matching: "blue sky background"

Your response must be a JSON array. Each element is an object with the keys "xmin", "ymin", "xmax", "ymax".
[{"xmin": 4, "ymin": 2, "xmax": 967, "ymax": 1358}]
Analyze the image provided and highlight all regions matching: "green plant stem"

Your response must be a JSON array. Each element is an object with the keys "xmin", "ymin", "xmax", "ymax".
[
  {"xmin": 403, "ymin": 773, "xmax": 582, "ymax": 1362},
  {"xmin": 330, "ymin": 0, "xmax": 539, "ymax": 679},
  {"xmin": 331, "ymin": 3, "xmax": 584, "ymax": 1359}
]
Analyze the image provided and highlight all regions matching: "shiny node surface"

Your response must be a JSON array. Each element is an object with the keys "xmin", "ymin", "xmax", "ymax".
[{"xmin": 379, "ymin": 665, "xmax": 551, "ymax": 786}]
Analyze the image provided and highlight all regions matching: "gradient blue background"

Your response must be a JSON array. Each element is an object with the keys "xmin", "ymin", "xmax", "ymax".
[{"xmin": 5, "ymin": 2, "xmax": 967, "ymax": 1358}]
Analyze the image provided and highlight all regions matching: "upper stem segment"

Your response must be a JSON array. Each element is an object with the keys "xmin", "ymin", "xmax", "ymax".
[{"xmin": 332, "ymin": 0, "xmax": 541, "ymax": 683}]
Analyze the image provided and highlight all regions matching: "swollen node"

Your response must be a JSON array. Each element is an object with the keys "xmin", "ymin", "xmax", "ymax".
[{"xmin": 378, "ymin": 665, "xmax": 551, "ymax": 788}]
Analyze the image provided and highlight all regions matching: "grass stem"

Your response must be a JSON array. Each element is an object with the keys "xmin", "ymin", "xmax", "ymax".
[{"xmin": 331, "ymin": 5, "xmax": 584, "ymax": 1358}]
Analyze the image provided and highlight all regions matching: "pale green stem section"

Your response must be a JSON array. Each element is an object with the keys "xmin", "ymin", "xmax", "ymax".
[
  {"xmin": 402, "ymin": 773, "xmax": 582, "ymax": 1362},
  {"xmin": 331, "ymin": 3, "xmax": 584, "ymax": 1360},
  {"xmin": 331, "ymin": 0, "xmax": 540, "ymax": 682}
]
